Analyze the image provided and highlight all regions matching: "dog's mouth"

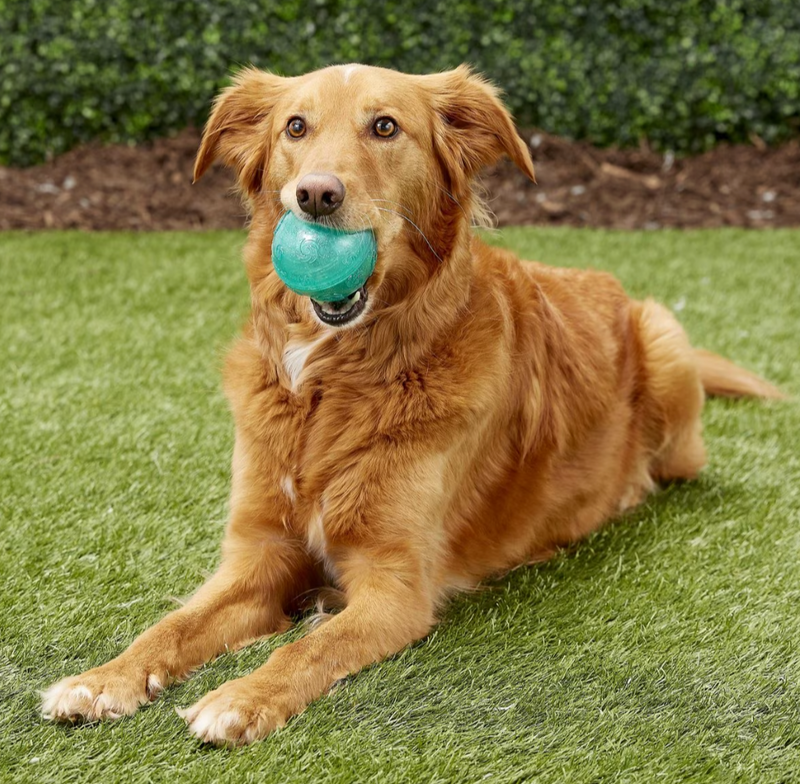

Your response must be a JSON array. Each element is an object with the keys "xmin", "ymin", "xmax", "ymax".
[{"xmin": 310, "ymin": 286, "xmax": 368, "ymax": 327}]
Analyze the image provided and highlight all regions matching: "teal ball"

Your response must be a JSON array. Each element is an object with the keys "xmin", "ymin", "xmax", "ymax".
[{"xmin": 271, "ymin": 211, "xmax": 377, "ymax": 302}]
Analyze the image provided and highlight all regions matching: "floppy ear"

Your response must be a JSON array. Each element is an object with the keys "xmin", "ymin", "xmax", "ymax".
[
  {"xmin": 422, "ymin": 65, "xmax": 535, "ymax": 189},
  {"xmin": 193, "ymin": 67, "xmax": 287, "ymax": 195}
]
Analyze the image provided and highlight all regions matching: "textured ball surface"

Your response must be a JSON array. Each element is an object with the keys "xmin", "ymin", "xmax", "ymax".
[{"xmin": 271, "ymin": 211, "xmax": 377, "ymax": 301}]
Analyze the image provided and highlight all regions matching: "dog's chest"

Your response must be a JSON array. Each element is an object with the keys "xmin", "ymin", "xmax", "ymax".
[
  {"xmin": 282, "ymin": 334, "xmax": 327, "ymax": 392},
  {"xmin": 280, "ymin": 473, "xmax": 332, "ymax": 573},
  {"xmin": 230, "ymin": 332, "xmax": 456, "ymax": 568}
]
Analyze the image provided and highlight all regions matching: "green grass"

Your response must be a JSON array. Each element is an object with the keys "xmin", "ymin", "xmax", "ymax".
[{"xmin": 1, "ymin": 229, "xmax": 799, "ymax": 784}]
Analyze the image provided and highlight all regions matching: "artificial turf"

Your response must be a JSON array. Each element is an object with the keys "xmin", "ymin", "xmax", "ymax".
[{"xmin": 0, "ymin": 228, "xmax": 798, "ymax": 784}]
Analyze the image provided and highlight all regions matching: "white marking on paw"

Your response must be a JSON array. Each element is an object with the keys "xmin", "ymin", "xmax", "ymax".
[
  {"xmin": 185, "ymin": 704, "xmax": 246, "ymax": 744},
  {"xmin": 188, "ymin": 708, "xmax": 216, "ymax": 739},
  {"xmin": 146, "ymin": 673, "xmax": 163, "ymax": 699},
  {"xmin": 92, "ymin": 692, "xmax": 123, "ymax": 720},
  {"xmin": 219, "ymin": 709, "xmax": 242, "ymax": 729},
  {"xmin": 41, "ymin": 670, "xmax": 156, "ymax": 722},
  {"xmin": 175, "ymin": 705, "xmax": 194, "ymax": 722},
  {"xmin": 41, "ymin": 681, "xmax": 91, "ymax": 719},
  {"xmin": 40, "ymin": 683, "xmax": 64, "ymax": 719}
]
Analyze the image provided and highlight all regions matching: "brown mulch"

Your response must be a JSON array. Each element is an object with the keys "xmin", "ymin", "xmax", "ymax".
[{"xmin": 1, "ymin": 127, "xmax": 799, "ymax": 230}]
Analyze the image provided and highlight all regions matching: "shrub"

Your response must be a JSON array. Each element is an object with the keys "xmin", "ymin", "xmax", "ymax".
[{"xmin": 1, "ymin": 0, "xmax": 798, "ymax": 166}]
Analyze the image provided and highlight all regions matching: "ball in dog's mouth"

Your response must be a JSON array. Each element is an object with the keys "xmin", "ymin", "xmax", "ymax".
[{"xmin": 311, "ymin": 285, "xmax": 368, "ymax": 327}]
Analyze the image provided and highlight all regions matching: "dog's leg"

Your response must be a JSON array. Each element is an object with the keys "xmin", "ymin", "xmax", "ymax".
[
  {"xmin": 42, "ymin": 439, "xmax": 312, "ymax": 723},
  {"xmin": 179, "ymin": 550, "xmax": 436, "ymax": 746},
  {"xmin": 41, "ymin": 539, "xmax": 310, "ymax": 723}
]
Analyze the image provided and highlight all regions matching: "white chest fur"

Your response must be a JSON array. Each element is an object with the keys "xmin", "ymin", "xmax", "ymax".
[{"xmin": 282, "ymin": 334, "xmax": 327, "ymax": 392}]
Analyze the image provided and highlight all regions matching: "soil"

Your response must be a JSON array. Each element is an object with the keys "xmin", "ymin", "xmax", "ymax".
[{"xmin": 1, "ymin": 128, "xmax": 799, "ymax": 231}]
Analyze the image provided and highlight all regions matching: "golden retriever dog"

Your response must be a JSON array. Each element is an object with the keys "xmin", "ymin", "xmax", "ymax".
[{"xmin": 41, "ymin": 64, "xmax": 783, "ymax": 745}]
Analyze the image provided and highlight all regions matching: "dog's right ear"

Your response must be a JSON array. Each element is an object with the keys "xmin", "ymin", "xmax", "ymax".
[
  {"xmin": 420, "ymin": 66, "xmax": 534, "ymax": 194},
  {"xmin": 193, "ymin": 68, "xmax": 287, "ymax": 195}
]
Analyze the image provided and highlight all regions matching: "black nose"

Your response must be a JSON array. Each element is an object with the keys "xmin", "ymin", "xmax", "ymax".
[{"xmin": 296, "ymin": 173, "xmax": 345, "ymax": 217}]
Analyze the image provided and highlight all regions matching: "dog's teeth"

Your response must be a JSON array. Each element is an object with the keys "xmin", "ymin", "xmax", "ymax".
[
  {"xmin": 318, "ymin": 291, "xmax": 361, "ymax": 316},
  {"xmin": 311, "ymin": 287, "xmax": 366, "ymax": 324}
]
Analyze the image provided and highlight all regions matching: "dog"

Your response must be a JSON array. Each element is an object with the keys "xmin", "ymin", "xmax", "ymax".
[{"xmin": 41, "ymin": 64, "xmax": 783, "ymax": 745}]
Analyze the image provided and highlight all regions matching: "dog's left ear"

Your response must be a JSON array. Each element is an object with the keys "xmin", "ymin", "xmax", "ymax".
[
  {"xmin": 194, "ymin": 67, "xmax": 288, "ymax": 195},
  {"xmin": 422, "ymin": 66, "xmax": 535, "ymax": 188}
]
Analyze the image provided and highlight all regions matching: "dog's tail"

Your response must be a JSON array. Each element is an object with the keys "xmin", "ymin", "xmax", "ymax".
[{"xmin": 694, "ymin": 349, "xmax": 786, "ymax": 400}]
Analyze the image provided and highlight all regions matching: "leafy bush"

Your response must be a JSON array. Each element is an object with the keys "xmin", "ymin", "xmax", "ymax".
[{"xmin": 2, "ymin": 0, "xmax": 798, "ymax": 166}]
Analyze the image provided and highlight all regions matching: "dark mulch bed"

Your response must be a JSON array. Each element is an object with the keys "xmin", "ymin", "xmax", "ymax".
[{"xmin": 1, "ymin": 128, "xmax": 799, "ymax": 230}]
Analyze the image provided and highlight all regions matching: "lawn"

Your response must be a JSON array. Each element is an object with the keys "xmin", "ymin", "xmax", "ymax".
[{"xmin": 1, "ymin": 229, "xmax": 798, "ymax": 784}]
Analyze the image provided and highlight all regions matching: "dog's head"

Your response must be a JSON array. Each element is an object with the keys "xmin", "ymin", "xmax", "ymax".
[{"xmin": 195, "ymin": 64, "xmax": 534, "ymax": 328}]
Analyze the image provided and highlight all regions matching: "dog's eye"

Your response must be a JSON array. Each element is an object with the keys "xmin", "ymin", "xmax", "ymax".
[
  {"xmin": 287, "ymin": 117, "xmax": 306, "ymax": 138},
  {"xmin": 373, "ymin": 117, "xmax": 398, "ymax": 138}
]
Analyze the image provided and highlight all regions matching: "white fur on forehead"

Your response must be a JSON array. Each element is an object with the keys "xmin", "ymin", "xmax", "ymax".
[{"xmin": 340, "ymin": 64, "xmax": 365, "ymax": 84}]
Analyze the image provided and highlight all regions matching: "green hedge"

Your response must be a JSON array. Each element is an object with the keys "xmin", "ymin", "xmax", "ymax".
[{"xmin": 2, "ymin": 0, "xmax": 799, "ymax": 166}]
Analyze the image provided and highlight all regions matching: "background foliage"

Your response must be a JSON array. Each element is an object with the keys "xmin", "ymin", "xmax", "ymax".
[{"xmin": 2, "ymin": 0, "xmax": 799, "ymax": 166}]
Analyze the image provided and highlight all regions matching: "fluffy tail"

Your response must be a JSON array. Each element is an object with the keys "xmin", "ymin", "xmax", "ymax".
[{"xmin": 694, "ymin": 349, "xmax": 786, "ymax": 400}]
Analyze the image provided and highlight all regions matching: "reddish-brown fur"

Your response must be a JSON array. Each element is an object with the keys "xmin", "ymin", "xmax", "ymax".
[{"xmin": 41, "ymin": 64, "xmax": 783, "ymax": 745}]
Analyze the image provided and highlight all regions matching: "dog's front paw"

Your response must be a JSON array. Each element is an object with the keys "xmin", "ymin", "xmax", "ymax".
[
  {"xmin": 177, "ymin": 679, "xmax": 289, "ymax": 746},
  {"xmin": 41, "ymin": 663, "xmax": 164, "ymax": 723}
]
